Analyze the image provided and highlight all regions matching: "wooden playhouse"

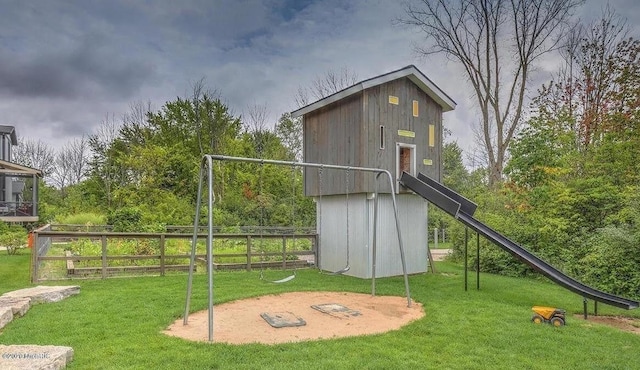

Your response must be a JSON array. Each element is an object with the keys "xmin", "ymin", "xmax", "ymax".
[{"xmin": 291, "ymin": 65, "xmax": 456, "ymax": 278}]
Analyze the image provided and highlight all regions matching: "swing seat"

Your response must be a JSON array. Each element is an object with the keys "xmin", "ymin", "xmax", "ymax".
[
  {"xmin": 270, "ymin": 275, "xmax": 296, "ymax": 284},
  {"xmin": 331, "ymin": 265, "xmax": 350, "ymax": 275}
]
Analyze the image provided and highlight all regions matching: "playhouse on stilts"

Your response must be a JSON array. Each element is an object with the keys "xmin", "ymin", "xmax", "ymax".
[{"xmin": 292, "ymin": 65, "xmax": 456, "ymax": 278}]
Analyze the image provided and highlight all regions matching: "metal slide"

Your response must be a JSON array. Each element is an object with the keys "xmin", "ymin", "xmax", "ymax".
[{"xmin": 400, "ymin": 172, "xmax": 639, "ymax": 310}]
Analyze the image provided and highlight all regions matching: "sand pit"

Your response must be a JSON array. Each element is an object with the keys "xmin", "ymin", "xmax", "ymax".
[{"xmin": 163, "ymin": 291, "xmax": 424, "ymax": 345}]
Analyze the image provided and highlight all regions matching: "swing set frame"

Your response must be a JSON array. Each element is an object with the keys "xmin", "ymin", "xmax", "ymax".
[{"xmin": 183, "ymin": 154, "xmax": 411, "ymax": 342}]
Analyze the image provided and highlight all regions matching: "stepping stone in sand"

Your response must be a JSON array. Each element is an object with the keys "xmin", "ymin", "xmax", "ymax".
[
  {"xmin": 260, "ymin": 312, "xmax": 306, "ymax": 328},
  {"xmin": 311, "ymin": 303, "xmax": 361, "ymax": 318}
]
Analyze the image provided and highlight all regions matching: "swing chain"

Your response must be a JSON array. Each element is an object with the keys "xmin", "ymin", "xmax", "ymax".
[
  {"xmin": 259, "ymin": 161, "xmax": 265, "ymax": 280},
  {"xmin": 345, "ymin": 167, "xmax": 350, "ymax": 264},
  {"xmin": 318, "ymin": 166, "xmax": 323, "ymax": 265},
  {"xmin": 290, "ymin": 164, "xmax": 297, "ymax": 275}
]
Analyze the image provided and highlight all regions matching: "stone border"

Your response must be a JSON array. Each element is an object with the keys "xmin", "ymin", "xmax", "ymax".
[{"xmin": 0, "ymin": 286, "xmax": 79, "ymax": 369}]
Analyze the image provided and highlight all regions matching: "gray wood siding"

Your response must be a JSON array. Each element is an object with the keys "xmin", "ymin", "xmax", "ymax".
[
  {"xmin": 304, "ymin": 77, "xmax": 443, "ymax": 196},
  {"xmin": 363, "ymin": 78, "xmax": 443, "ymax": 192},
  {"xmin": 303, "ymin": 93, "xmax": 367, "ymax": 196}
]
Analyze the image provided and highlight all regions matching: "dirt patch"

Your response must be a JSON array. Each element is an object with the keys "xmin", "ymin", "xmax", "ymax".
[
  {"xmin": 575, "ymin": 315, "xmax": 640, "ymax": 335},
  {"xmin": 164, "ymin": 291, "xmax": 424, "ymax": 345}
]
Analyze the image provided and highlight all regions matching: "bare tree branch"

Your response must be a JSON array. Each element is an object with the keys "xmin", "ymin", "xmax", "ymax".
[
  {"xmin": 295, "ymin": 67, "xmax": 358, "ymax": 108},
  {"xmin": 401, "ymin": 0, "xmax": 584, "ymax": 185},
  {"xmin": 12, "ymin": 137, "xmax": 55, "ymax": 176}
]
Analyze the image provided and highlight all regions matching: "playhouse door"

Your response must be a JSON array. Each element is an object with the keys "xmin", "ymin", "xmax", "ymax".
[{"xmin": 396, "ymin": 143, "xmax": 416, "ymax": 192}]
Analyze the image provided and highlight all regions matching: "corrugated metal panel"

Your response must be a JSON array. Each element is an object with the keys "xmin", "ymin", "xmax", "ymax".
[
  {"xmin": 317, "ymin": 193, "xmax": 370, "ymax": 278},
  {"xmin": 317, "ymin": 193, "xmax": 427, "ymax": 278},
  {"xmin": 369, "ymin": 193, "xmax": 427, "ymax": 278}
]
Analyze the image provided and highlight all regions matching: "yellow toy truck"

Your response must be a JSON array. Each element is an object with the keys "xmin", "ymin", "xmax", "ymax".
[{"xmin": 531, "ymin": 306, "xmax": 566, "ymax": 326}]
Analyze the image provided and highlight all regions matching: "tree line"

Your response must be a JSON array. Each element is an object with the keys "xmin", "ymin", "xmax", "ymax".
[
  {"xmin": 436, "ymin": 8, "xmax": 640, "ymax": 300},
  {"xmin": 7, "ymin": 1, "xmax": 639, "ymax": 299}
]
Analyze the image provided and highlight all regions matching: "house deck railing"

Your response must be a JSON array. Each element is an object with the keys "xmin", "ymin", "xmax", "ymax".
[{"xmin": 0, "ymin": 201, "xmax": 36, "ymax": 217}]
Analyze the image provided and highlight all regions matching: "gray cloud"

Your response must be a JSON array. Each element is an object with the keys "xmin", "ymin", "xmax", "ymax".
[
  {"xmin": 0, "ymin": 0, "xmax": 636, "ymax": 161},
  {"xmin": 0, "ymin": 32, "xmax": 155, "ymax": 100}
]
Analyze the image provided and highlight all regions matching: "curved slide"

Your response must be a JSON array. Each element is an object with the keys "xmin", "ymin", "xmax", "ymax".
[{"xmin": 400, "ymin": 171, "xmax": 639, "ymax": 310}]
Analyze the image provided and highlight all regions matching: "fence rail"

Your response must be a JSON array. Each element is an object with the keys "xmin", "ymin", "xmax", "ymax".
[{"xmin": 31, "ymin": 226, "xmax": 317, "ymax": 282}]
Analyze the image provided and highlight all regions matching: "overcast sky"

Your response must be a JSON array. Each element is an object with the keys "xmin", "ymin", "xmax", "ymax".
[{"xmin": 1, "ymin": 0, "xmax": 638, "ymax": 166}]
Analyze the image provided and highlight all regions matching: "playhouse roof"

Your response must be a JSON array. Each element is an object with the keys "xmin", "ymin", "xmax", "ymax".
[{"xmin": 291, "ymin": 65, "xmax": 456, "ymax": 118}]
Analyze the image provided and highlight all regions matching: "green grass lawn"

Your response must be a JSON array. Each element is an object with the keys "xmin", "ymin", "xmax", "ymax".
[{"xmin": 2, "ymin": 250, "xmax": 639, "ymax": 369}]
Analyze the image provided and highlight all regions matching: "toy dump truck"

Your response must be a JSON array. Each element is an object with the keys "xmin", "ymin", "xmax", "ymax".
[{"xmin": 531, "ymin": 306, "xmax": 566, "ymax": 326}]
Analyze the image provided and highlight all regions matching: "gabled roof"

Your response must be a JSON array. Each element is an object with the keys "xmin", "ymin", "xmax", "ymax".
[
  {"xmin": 291, "ymin": 65, "xmax": 456, "ymax": 118},
  {"xmin": 0, "ymin": 125, "xmax": 17, "ymax": 145},
  {"xmin": 0, "ymin": 159, "xmax": 42, "ymax": 176}
]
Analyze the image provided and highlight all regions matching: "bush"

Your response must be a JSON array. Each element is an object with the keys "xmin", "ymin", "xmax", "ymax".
[
  {"xmin": 56, "ymin": 212, "xmax": 107, "ymax": 226},
  {"xmin": 107, "ymin": 207, "xmax": 143, "ymax": 232},
  {"xmin": 0, "ymin": 221, "xmax": 28, "ymax": 255},
  {"xmin": 573, "ymin": 226, "xmax": 640, "ymax": 300}
]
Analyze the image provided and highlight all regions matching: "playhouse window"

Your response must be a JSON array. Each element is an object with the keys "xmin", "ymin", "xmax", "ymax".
[{"xmin": 379, "ymin": 126, "xmax": 385, "ymax": 149}]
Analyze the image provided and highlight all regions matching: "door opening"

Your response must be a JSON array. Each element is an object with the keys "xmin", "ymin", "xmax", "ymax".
[{"xmin": 396, "ymin": 143, "xmax": 416, "ymax": 192}]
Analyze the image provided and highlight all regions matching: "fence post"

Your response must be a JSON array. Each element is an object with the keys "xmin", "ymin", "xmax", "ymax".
[
  {"xmin": 282, "ymin": 236, "xmax": 287, "ymax": 269},
  {"xmin": 101, "ymin": 235, "xmax": 107, "ymax": 280},
  {"xmin": 160, "ymin": 234, "xmax": 166, "ymax": 277},
  {"xmin": 246, "ymin": 236, "xmax": 252, "ymax": 272},
  {"xmin": 31, "ymin": 231, "xmax": 39, "ymax": 283}
]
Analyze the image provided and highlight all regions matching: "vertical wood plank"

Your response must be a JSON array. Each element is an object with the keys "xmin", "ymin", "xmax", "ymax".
[
  {"xmin": 247, "ymin": 235, "xmax": 252, "ymax": 272},
  {"xmin": 101, "ymin": 235, "xmax": 107, "ymax": 280},
  {"xmin": 160, "ymin": 234, "xmax": 166, "ymax": 276}
]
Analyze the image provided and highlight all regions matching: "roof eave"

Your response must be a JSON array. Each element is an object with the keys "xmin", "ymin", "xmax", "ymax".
[
  {"xmin": 291, "ymin": 65, "xmax": 456, "ymax": 118},
  {"xmin": 0, "ymin": 160, "xmax": 43, "ymax": 176}
]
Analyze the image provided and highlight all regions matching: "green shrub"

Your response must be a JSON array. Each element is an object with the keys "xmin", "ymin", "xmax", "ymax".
[
  {"xmin": 107, "ymin": 207, "xmax": 143, "ymax": 232},
  {"xmin": 0, "ymin": 221, "xmax": 27, "ymax": 255},
  {"xmin": 573, "ymin": 226, "xmax": 640, "ymax": 300},
  {"xmin": 56, "ymin": 212, "xmax": 107, "ymax": 226}
]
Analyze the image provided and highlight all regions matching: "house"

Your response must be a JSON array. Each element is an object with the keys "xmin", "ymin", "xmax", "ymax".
[
  {"xmin": 292, "ymin": 65, "xmax": 455, "ymax": 278},
  {"xmin": 0, "ymin": 125, "xmax": 42, "ymax": 222}
]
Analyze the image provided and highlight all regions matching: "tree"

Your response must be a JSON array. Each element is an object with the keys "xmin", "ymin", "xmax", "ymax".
[
  {"xmin": 294, "ymin": 67, "xmax": 358, "ymax": 108},
  {"xmin": 402, "ymin": 0, "xmax": 584, "ymax": 186},
  {"xmin": 523, "ymin": 8, "xmax": 640, "ymax": 186},
  {"xmin": 88, "ymin": 114, "xmax": 125, "ymax": 207},
  {"xmin": 12, "ymin": 137, "xmax": 55, "ymax": 176},
  {"xmin": 275, "ymin": 112, "xmax": 303, "ymax": 162},
  {"xmin": 244, "ymin": 102, "xmax": 272, "ymax": 157},
  {"xmin": 52, "ymin": 136, "xmax": 89, "ymax": 193}
]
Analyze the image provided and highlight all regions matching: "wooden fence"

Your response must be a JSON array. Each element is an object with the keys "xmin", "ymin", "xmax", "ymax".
[{"xmin": 31, "ymin": 225, "xmax": 317, "ymax": 282}]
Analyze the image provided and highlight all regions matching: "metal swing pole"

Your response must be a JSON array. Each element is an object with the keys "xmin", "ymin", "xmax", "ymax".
[
  {"xmin": 194, "ymin": 155, "xmax": 412, "ymax": 316},
  {"xmin": 183, "ymin": 157, "xmax": 205, "ymax": 325},
  {"xmin": 183, "ymin": 155, "xmax": 215, "ymax": 342}
]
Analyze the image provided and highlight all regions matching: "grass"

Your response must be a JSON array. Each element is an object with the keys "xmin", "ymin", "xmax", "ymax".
[
  {"xmin": 2, "ymin": 251, "xmax": 640, "ymax": 369},
  {"xmin": 430, "ymin": 241, "xmax": 452, "ymax": 249}
]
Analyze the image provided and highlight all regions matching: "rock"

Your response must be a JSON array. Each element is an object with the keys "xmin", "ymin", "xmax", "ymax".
[
  {"xmin": 0, "ymin": 306, "xmax": 13, "ymax": 330},
  {"xmin": 0, "ymin": 297, "xmax": 31, "ymax": 317},
  {"xmin": 0, "ymin": 345, "xmax": 74, "ymax": 370},
  {"xmin": 1, "ymin": 286, "xmax": 80, "ymax": 304}
]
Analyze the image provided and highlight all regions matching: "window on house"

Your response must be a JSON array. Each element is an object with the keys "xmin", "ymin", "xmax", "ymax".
[{"xmin": 379, "ymin": 125, "xmax": 385, "ymax": 149}]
